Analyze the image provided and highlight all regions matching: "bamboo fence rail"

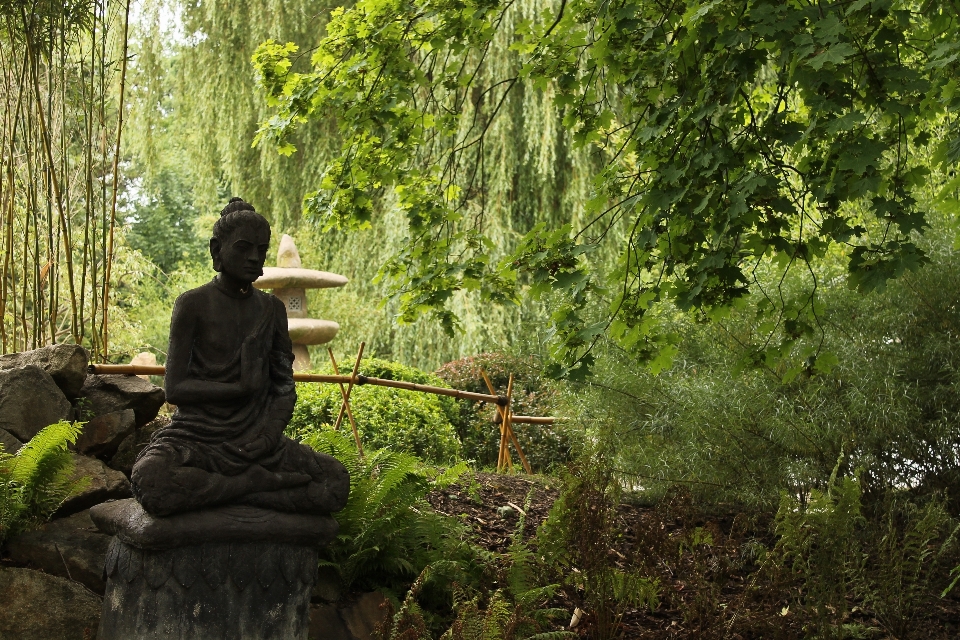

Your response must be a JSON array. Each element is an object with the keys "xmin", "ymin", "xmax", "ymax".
[{"xmin": 89, "ymin": 360, "xmax": 554, "ymax": 473}]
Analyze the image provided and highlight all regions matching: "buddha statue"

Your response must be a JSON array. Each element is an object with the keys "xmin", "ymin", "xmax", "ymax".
[{"xmin": 130, "ymin": 198, "xmax": 349, "ymax": 517}]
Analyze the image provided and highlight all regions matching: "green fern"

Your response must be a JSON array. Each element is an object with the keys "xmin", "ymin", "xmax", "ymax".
[
  {"xmin": 0, "ymin": 420, "xmax": 85, "ymax": 545},
  {"xmin": 302, "ymin": 429, "xmax": 472, "ymax": 595}
]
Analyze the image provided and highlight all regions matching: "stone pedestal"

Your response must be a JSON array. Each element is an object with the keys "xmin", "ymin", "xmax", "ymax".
[{"xmin": 91, "ymin": 499, "xmax": 338, "ymax": 640}]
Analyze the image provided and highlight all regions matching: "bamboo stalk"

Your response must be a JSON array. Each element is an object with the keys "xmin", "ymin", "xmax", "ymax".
[
  {"xmin": 90, "ymin": 363, "xmax": 509, "ymax": 405},
  {"xmin": 328, "ymin": 347, "xmax": 363, "ymax": 456},
  {"xmin": 101, "ymin": 0, "xmax": 131, "ymax": 358},
  {"xmin": 479, "ymin": 369, "xmax": 508, "ymax": 472},
  {"xmin": 507, "ymin": 415, "xmax": 556, "ymax": 425},
  {"xmin": 333, "ymin": 342, "xmax": 365, "ymax": 431},
  {"xmin": 500, "ymin": 374, "xmax": 514, "ymax": 471}
]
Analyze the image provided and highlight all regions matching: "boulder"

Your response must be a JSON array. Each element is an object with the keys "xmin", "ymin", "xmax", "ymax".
[
  {"xmin": 74, "ymin": 409, "xmax": 135, "ymax": 458},
  {"xmin": 108, "ymin": 415, "xmax": 170, "ymax": 477},
  {"xmin": 310, "ymin": 603, "xmax": 353, "ymax": 640},
  {"xmin": 0, "ymin": 365, "xmax": 72, "ymax": 442},
  {"xmin": 0, "ymin": 344, "xmax": 88, "ymax": 398},
  {"xmin": 340, "ymin": 591, "xmax": 389, "ymax": 640},
  {"xmin": 0, "ymin": 427, "xmax": 22, "ymax": 455},
  {"xmin": 308, "ymin": 592, "xmax": 389, "ymax": 640},
  {"xmin": 79, "ymin": 373, "xmax": 165, "ymax": 427},
  {"xmin": 5, "ymin": 509, "xmax": 112, "ymax": 594},
  {"xmin": 0, "ymin": 567, "xmax": 101, "ymax": 640},
  {"xmin": 56, "ymin": 453, "xmax": 132, "ymax": 516}
]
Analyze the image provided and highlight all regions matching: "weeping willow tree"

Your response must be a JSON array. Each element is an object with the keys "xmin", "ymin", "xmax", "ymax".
[
  {"xmin": 0, "ymin": 0, "xmax": 130, "ymax": 359},
  {"xmin": 127, "ymin": 0, "xmax": 595, "ymax": 370},
  {"xmin": 252, "ymin": 0, "xmax": 960, "ymax": 378}
]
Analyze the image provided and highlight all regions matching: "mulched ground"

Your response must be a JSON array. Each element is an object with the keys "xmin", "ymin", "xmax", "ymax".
[{"xmin": 427, "ymin": 472, "xmax": 960, "ymax": 639}]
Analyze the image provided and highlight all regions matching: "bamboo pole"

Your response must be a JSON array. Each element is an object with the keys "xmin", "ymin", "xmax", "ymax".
[
  {"xmin": 502, "ymin": 415, "xmax": 556, "ymax": 425},
  {"xmin": 89, "ymin": 364, "xmax": 508, "ymax": 405},
  {"xmin": 333, "ymin": 342, "xmax": 365, "ymax": 431},
  {"xmin": 500, "ymin": 374, "xmax": 514, "ymax": 471},
  {"xmin": 328, "ymin": 347, "xmax": 363, "ymax": 456},
  {"xmin": 479, "ymin": 369, "xmax": 509, "ymax": 472},
  {"xmin": 101, "ymin": 0, "xmax": 131, "ymax": 358}
]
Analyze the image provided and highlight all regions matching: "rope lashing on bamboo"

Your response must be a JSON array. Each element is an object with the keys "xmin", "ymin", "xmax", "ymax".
[{"xmin": 88, "ymin": 364, "xmax": 510, "ymax": 406}]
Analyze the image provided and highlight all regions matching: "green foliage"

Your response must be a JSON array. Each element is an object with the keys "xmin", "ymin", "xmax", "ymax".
[
  {"xmin": 255, "ymin": 0, "xmax": 960, "ymax": 375},
  {"xmin": 536, "ymin": 451, "xmax": 659, "ymax": 640},
  {"xmin": 125, "ymin": 169, "xmax": 205, "ymax": 274},
  {"xmin": 378, "ymin": 490, "xmax": 573, "ymax": 640},
  {"xmin": 775, "ymin": 474, "xmax": 866, "ymax": 631},
  {"xmin": 289, "ymin": 358, "xmax": 462, "ymax": 463},
  {"xmin": 436, "ymin": 353, "xmax": 573, "ymax": 471},
  {"xmin": 553, "ymin": 211, "xmax": 960, "ymax": 507},
  {"xmin": 773, "ymin": 474, "xmax": 958, "ymax": 638},
  {"xmin": 0, "ymin": 421, "xmax": 86, "ymax": 545},
  {"xmin": 301, "ymin": 429, "xmax": 472, "ymax": 595}
]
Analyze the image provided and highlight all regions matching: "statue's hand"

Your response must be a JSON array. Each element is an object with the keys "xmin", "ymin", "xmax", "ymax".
[
  {"xmin": 245, "ymin": 464, "xmax": 311, "ymax": 491},
  {"xmin": 223, "ymin": 435, "xmax": 272, "ymax": 461},
  {"xmin": 240, "ymin": 336, "xmax": 267, "ymax": 393}
]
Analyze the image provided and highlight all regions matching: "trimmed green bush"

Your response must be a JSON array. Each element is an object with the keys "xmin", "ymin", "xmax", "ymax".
[{"xmin": 288, "ymin": 358, "xmax": 462, "ymax": 463}]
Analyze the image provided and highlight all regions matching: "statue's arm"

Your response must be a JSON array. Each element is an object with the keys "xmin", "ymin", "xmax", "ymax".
[
  {"xmin": 164, "ymin": 293, "xmax": 250, "ymax": 404},
  {"xmin": 260, "ymin": 297, "xmax": 297, "ymax": 446}
]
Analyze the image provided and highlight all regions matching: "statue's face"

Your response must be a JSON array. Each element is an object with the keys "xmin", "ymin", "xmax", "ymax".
[{"xmin": 211, "ymin": 225, "xmax": 270, "ymax": 284}]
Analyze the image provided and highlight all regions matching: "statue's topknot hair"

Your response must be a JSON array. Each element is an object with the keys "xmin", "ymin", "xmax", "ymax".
[
  {"xmin": 220, "ymin": 196, "xmax": 257, "ymax": 217},
  {"xmin": 212, "ymin": 197, "xmax": 270, "ymax": 242}
]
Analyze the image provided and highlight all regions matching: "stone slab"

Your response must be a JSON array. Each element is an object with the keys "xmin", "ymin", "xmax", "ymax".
[
  {"xmin": 0, "ymin": 567, "xmax": 101, "ymax": 640},
  {"xmin": 287, "ymin": 318, "xmax": 340, "ymax": 345},
  {"xmin": 254, "ymin": 267, "xmax": 347, "ymax": 290},
  {"xmin": 90, "ymin": 498, "xmax": 339, "ymax": 550},
  {"xmin": 6, "ymin": 509, "xmax": 112, "ymax": 594}
]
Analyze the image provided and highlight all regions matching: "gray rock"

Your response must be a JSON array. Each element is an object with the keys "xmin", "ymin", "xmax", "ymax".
[
  {"xmin": 108, "ymin": 415, "xmax": 170, "ymax": 477},
  {"xmin": 5, "ymin": 509, "xmax": 112, "ymax": 594},
  {"xmin": 0, "ymin": 365, "xmax": 72, "ymax": 442},
  {"xmin": 56, "ymin": 454, "xmax": 132, "ymax": 517},
  {"xmin": 312, "ymin": 566, "xmax": 341, "ymax": 603},
  {"xmin": 340, "ymin": 591, "xmax": 389, "ymax": 640},
  {"xmin": 79, "ymin": 373, "xmax": 165, "ymax": 427},
  {"xmin": 310, "ymin": 603, "xmax": 352, "ymax": 640},
  {"xmin": 0, "ymin": 427, "xmax": 22, "ymax": 455},
  {"xmin": 0, "ymin": 567, "xmax": 101, "ymax": 640},
  {"xmin": 308, "ymin": 592, "xmax": 389, "ymax": 640},
  {"xmin": 74, "ymin": 409, "xmax": 135, "ymax": 458},
  {"xmin": 0, "ymin": 344, "xmax": 89, "ymax": 398}
]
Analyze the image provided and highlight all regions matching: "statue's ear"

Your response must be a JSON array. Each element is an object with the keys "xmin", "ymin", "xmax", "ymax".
[{"xmin": 210, "ymin": 237, "xmax": 223, "ymax": 272}]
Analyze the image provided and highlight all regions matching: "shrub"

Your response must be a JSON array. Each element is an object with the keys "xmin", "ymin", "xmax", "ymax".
[
  {"xmin": 0, "ymin": 421, "xmax": 86, "ymax": 546},
  {"xmin": 289, "ymin": 357, "xmax": 462, "ymax": 463},
  {"xmin": 436, "ymin": 353, "xmax": 573, "ymax": 471}
]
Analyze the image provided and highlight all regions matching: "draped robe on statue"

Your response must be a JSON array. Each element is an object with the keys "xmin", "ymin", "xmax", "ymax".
[{"xmin": 131, "ymin": 279, "xmax": 349, "ymax": 517}]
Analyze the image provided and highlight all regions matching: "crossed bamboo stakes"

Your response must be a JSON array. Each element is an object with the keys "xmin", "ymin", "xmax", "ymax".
[{"xmin": 92, "ymin": 342, "xmax": 554, "ymax": 473}]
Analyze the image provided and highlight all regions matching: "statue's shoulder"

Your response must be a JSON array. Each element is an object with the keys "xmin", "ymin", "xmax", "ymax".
[
  {"xmin": 254, "ymin": 288, "xmax": 286, "ymax": 312},
  {"xmin": 172, "ymin": 281, "xmax": 218, "ymax": 312}
]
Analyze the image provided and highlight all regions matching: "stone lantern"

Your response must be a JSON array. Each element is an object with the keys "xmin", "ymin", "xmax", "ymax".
[{"xmin": 253, "ymin": 234, "xmax": 347, "ymax": 370}]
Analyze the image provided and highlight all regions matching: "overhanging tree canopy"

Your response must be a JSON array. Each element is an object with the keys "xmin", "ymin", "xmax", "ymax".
[{"xmin": 254, "ymin": 0, "xmax": 960, "ymax": 377}]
